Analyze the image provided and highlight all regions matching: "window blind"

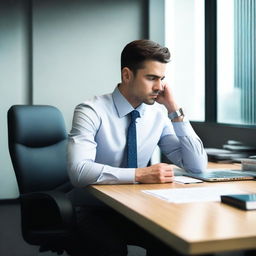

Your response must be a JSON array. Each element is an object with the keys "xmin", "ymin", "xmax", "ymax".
[{"xmin": 234, "ymin": 0, "xmax": 256, "ymax": 125}]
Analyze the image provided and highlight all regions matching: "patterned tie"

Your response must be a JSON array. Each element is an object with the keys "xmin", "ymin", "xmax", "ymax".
[{"xmin": 127, "ymin": 110, "xmax": 140, "ymax": 168}]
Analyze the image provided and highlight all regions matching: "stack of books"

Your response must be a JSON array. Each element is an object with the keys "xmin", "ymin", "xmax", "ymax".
[
  {"xmin": 205, "ymin": 140, "xmax": 256, "ymax": 163},
  {"xmin": 241, "ymin": 156, "xmax": 256, "ymax": 172}
]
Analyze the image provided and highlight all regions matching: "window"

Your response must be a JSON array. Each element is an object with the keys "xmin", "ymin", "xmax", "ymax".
[
  {"xmin": 165, "ymin": 0, "xmax": 256, "ymax": 126},
  {"xmin": 217, "ymin": 0, "xmax": 256, "ymax": 125},
  {"xmin": 165, "ymin": 0, "xmax": 205, "ymax": 121},
  {"xmin": 164, "ymin": 0, "xmax": 256, "ymax": 148}
]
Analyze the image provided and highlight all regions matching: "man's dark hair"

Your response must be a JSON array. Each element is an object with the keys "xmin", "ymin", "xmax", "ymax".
[{"xmin": 121, "ymin": 39, "xmax": 170, "ymax": 74}]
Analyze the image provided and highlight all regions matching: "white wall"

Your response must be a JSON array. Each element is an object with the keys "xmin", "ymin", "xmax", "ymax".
[
  {"xmin": 32, "ymin": 0, "xmax": 147, "ymax": 130},
  {"xmin": 0, "ymin": 0, "xmax": 148, "ymax": 199},
  {"xmin": 0, "ymin": 0, "xmax": 29, "ymax": 199}
]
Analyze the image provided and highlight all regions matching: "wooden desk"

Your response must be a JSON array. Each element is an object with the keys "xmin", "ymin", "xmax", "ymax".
[{"xmin": 88, "ymin": 163, "xmax": 256, "ymax": 255}]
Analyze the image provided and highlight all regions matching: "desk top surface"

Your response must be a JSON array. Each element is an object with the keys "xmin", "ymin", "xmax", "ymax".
[{"xmin": 89, "ymin": 163, "xmax": 256, "ymax": 255}]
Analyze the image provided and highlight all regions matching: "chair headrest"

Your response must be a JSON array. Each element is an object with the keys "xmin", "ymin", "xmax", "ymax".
[{"xmin": 8, "ymin": 105, "xmax": 67, "ymax": 147}]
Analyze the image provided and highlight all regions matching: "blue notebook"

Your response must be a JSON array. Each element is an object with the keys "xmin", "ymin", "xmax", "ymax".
[{"xmin": 221, "ymin": 194, "xmax": 256, "ymax": 210}]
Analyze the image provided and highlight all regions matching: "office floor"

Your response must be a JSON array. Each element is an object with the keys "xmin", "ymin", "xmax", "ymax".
[
  {"xmin": 0, "ymin": 203, "xmax": 38, "ymax": 256},
  {"xmin": 0, "ymin": 202, "xmax": 252, "ymax": 256},
  {"xmin": 38, "ymin": 246, "xmax": 146, "ymax": 256},
  {"xmin": 0, "ymin": 202, "xmax": 146, "ymax": 256}
]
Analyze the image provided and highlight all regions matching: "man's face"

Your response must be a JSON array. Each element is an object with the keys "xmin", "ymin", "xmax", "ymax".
[{"xmin": 126, "ymin": 60, "xmax": 167, "ymax": 108}]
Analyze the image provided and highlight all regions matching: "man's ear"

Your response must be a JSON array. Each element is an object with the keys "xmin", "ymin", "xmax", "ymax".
[{"xmin": 121, "ymin": 67, "xmax": 133, "ymax": 83}]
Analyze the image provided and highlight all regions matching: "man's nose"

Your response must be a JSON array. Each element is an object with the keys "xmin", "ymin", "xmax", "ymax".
[{"xmin": 153, "ymin": 80, "xmax": 163, "ymax": 92}]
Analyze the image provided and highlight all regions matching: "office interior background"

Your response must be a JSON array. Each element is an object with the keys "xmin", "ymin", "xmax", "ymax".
[{"xmin": 0, "ymin": 0, "xmax": 256, "ymax": 255}]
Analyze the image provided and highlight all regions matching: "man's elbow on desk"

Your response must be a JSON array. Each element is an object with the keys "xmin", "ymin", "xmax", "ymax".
[
  {"xmin": 182, "ymin": 153, "xmax": 208, "ymax": 174},
  {"xmin": 67, "ymin": 161, "xmax": 101, "ymax": 188},
  {"xmin": 68, "ymin": 170, "xmax": 94, "ymax": 188}
]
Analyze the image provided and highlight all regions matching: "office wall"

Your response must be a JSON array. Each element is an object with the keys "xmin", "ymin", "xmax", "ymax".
[
  {"xmin": 0, "ymin": 0, "xmax": 29, "ymax": 199},
  {"xmin": 33, "ymin": 0, "xmax": 148, "ymax": 128},
  {"xmin": 0, "ymin": 0, "xmax": 148, "ymax": 199}
]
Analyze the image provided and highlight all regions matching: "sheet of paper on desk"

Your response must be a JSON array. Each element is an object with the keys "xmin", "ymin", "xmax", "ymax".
[{"xmin": 142, "ymin": 187, "xmax": 246, "ymax": 203}]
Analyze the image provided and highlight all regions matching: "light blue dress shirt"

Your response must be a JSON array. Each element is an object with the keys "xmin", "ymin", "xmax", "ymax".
[{"xmin": 67, "ymin": 87, "xmax": 207, "ymax": 187}]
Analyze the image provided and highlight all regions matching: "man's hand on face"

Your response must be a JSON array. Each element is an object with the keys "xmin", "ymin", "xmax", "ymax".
[
  {"xmin": 135, "ymin": 163, "xmax": 174, "ymax": 184},
  {"xmin": 155, "ymin": 83, "xmax": 179, "ymax": 113},
  {"xmin": 155, "ymin": 82, "xmax": 184, "ymax": 122}
]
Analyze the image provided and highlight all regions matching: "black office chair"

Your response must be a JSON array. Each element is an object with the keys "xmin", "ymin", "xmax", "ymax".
[{"xmin": 7, "ymin": 105, "xmax": 80, "ymax": 255}]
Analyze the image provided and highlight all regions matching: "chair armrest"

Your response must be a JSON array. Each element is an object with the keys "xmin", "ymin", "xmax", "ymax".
[{"xmin": 20, "ymin": 190, "xmax": 76, "ymax": 245}]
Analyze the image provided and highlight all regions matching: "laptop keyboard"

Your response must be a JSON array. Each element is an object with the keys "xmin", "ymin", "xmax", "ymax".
[{"xmin": 204, "ymin": 171, "xmax": 250, "ymax": 178}]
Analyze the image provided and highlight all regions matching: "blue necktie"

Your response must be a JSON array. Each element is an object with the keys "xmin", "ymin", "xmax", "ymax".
[{"xmin": 127, "ymin": 110, "xmax": 140, "ymax": 168}]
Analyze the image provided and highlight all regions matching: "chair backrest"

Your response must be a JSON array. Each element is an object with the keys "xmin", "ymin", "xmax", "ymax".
[{"xmin": 8, "ymin": 105, "xmax": 71, "ymax": 194}]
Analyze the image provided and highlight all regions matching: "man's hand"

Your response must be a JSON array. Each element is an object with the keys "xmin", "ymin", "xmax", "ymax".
[
  {"xmin": 156, "ymin": 83, "xmax": 184, "ymax": 122},
  {"xmin": 135, "ymin": 163, "xmax": 174, "ymax": 183},
  {"xmin": 156, "ymin": 83, "xmax": 178, "ymax": 112}
]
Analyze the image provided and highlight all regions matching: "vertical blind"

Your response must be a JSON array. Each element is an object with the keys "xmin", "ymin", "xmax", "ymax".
[{"xmin": 234, "ymin": 0, "xmax": 256, "ymax": 125}]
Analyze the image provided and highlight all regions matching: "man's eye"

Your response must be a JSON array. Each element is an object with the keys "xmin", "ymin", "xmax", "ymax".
[{"xmin": 148, "ymin": 77, "xmax": 155, "ymax": 81}]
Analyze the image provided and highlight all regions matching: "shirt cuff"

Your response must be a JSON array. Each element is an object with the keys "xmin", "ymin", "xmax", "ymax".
[
  {"xmin": 98, "ymin": 166, "xmax": 136, "ymax": 184},
  {"xmin": 118, "ymin": 168, "xmax": 136, "ymax": 183}
]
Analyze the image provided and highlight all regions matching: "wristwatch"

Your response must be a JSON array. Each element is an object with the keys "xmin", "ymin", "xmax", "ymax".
[{"xmin": 168, "ymin": 108, "xmax": 184, "ymax": 120}]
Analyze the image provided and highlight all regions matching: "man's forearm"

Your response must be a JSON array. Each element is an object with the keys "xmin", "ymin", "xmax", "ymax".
[
  {"xmin": 159, "ymin": 119, "xmax": 208, "ymax": 174},
  {"xmin": 68, "ymin": 159, "xmax": 136, "ymax": 186}
]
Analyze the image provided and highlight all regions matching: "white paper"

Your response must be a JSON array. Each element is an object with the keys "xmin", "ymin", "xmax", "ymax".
[
  {"xmin": 142, "ymin": 187, "xmax": 246, "ymax": 203},
  {"xmin": 174, "ymin": 176, "xmax": 203, "ymax": 184}
]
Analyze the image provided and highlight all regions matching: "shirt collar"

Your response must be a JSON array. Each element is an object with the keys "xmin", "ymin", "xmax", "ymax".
[{"xmin": 112, "ymin": 86, "xmax": 146, "ymax": 118}]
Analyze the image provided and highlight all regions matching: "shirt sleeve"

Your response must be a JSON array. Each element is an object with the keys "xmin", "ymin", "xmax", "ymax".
[
  {"xmin": 67, "ymin": 103, "xmax": 136, "ymax": 187},
  {"xmin": 158, "ymin": 118, "xmax": 208, "ymax": 173}
]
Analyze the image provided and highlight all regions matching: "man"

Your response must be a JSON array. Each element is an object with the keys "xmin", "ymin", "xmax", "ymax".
[{"xmin": 68, "ymin": 39, "xmax": 207, "ymax": 255}]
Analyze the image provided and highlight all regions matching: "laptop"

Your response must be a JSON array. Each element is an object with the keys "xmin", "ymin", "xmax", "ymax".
[{"xmin": 183, "ymin": 169, "xmax": 256, "ymax": 182}]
